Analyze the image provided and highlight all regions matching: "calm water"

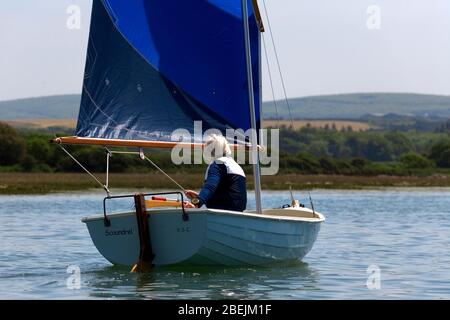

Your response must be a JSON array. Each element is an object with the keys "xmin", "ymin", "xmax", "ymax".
[{"xmin": 1, "ymin": 188, "xmax": 449, "ymax": 299}]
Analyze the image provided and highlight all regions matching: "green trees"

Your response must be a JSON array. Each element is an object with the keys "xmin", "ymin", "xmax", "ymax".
[
  {"xmin": 400, "ymin": 153, "xmax": 434, "ymax": 169},
  {"xmin": 0, "ymin": 122, "xmax": 26, "ymax": 166},
  {"xmin": 366, "ymin": 136, "xmax": 394, "ymax": 161},
  {"xmin": 384, "ymin": 132, "xmax": 414, "ymax": 156},
  {"xmin": 429, "ymin": 140, "xmax": 450, "ymax": 168},
  {"xmin": 2, "ymin": 121, "xmax": 450, "ymax": 175},
  {"xmin": 26, "ymin": 136, "xmax": 51, "ymax": 163},
  {"xmin": 278, "ymin": 127, "xmax": 444, "ymax": 162},
  {"xmin": 276, "ymin": 127, "xmax": 450, "ymax": 173}
]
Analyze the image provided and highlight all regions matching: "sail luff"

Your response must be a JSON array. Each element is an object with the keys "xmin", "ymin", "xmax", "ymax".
[{"xmin": 258, "ymin": 27, "xmax": 263, "ymax": 146}]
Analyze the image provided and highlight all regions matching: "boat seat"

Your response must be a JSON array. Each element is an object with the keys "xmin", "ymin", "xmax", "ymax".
[{"xmin": 145, "ymin": 199, "xmax": 184, "ymax": 209}]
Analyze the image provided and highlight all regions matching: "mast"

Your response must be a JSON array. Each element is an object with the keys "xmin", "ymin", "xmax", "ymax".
[
  {"xmin": 242, "ymin": 0, "xmax": 262, "ymax": 214},
  {"xmin": 258, "ymin": 25, "xmax": 263, "ymax": 147}
]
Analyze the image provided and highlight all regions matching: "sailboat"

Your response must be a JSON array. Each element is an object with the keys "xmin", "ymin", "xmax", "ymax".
[{"xmin": 52, "ymin": 0, "xmax": 324, "ymax": 267}]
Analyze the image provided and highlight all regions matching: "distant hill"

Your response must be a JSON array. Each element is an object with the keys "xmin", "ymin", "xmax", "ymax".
[
  {"xmin": 263, "ymin": 93, "xmax": 450, "ymax": 119},
  {"xmin": 0, "ymin": 95, "xmax": 80, "ymax": 120},
  {"xmin": 1, "ymin": 93, "xmax": 450, "ymax": 121}
]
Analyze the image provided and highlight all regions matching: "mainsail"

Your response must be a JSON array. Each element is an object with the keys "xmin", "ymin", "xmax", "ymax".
[{"xmin": 75, "ymin": 0, "xmax": 261, "ymax": 143}]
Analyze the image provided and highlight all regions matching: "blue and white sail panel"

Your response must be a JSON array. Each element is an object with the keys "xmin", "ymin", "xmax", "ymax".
[{"xmin": 76, "ymin": 0, "xmax": 261, "ymax": 142}]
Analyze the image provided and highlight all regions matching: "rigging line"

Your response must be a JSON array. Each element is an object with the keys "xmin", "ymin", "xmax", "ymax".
[
  {"xmin": 261, "ymin": 1, "xmax": 313, "ymax": 195},
  {"xmin": 58, "ymin": 144, "xmax": 110, "ymax": 195},
  {"xmin": 143, "ymin": 155, "xmax": 186, "ymax": 192},
  {"xmin": 308, "ymin": 190, "xmax": 316, "ymax": 215},
  {"xmin": 262, "ymin": 33, "xmax": 280, "ymax": 128},
  {"xmin": 261, "ymin": 0, "xmax": 294, "ymax": 128}
]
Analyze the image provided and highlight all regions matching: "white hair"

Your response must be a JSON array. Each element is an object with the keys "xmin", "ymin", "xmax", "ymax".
[{"xmin": 205, "ymin": 134, "xmax": 231, "ymax": 158}]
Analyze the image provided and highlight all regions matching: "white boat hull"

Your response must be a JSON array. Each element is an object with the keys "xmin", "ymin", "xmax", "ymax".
[{"xmin": 82, "ymin": 207, "xmax": 324, "ymax": 267}]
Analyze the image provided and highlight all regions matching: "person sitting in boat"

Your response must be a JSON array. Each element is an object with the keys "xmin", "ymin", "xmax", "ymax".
[{"xmin": 184, "ymin": 134, "xmax": 247, "ymax": 212}]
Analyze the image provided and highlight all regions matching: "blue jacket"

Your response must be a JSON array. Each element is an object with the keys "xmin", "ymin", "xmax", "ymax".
[{"xmin": 198, "ymin": 157, "xmax": 247, "ymax": 212}]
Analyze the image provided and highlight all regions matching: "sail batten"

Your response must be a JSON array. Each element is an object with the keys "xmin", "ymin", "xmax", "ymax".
[{"xmin": 75, "ymin": 0, "xmax": 261, "ymax": 143}]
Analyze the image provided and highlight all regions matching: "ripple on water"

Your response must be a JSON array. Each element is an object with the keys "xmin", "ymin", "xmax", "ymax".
[{"xmin": 1, "ymin": 189, "xmax": 450, "ymax": 299}]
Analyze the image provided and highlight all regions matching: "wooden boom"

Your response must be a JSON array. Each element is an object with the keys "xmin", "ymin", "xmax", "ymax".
[{"xmin": 51, "ymin": 136, "xmax": 260, "ymax": 151}]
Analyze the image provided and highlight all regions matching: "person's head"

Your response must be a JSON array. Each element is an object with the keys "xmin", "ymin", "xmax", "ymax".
[{"xmin": 205, "ymin": 134, "xmax": 231, "ymax": 159}]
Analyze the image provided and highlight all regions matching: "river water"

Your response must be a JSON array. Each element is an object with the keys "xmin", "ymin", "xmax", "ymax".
[{"xmin": 1, "ymin": 188, "xmax": 449, "ymax": 299}]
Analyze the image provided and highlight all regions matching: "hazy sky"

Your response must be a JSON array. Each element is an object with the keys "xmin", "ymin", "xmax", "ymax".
[{"xmin": 0, "ymin": 0, "xmax": 449, "ymax": 102}]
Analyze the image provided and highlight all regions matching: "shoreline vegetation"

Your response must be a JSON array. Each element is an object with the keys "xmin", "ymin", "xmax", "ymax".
[
  {"xmin": 2, "ymin": 172, "xmax": 450, "ymax": 195},
  {"xmin": 2, "ymin": 121, "xmax": 450, "ymax": 195}
]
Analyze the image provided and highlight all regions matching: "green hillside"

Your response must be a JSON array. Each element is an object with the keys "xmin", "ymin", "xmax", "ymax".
[
  {"xmin": 263, "ymin": 93, "xmax": 450, "ymax": 119},
  {"xmin": 1, "ymin": 93, "xmax": 450, "ymax": 120},
  {"xmin": 0, "ymin": 95, "xmax": 80, "ymax": 119}
]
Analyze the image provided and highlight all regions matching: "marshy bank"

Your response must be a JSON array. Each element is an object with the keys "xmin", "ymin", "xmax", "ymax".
[{"xmin": 2, "ymin": 172, "xmax": 450, "ymax": 195}]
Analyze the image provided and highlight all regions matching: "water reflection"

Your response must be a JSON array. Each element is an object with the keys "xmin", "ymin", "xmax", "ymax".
[{"xmin": 86, "ymin": 262, "xmax": 319, "ymax": 299}]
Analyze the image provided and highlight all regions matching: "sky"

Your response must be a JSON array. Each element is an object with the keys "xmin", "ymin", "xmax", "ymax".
[{"xmin": 0, "ymin": 0, "xmax": 449, "ymax": 102}]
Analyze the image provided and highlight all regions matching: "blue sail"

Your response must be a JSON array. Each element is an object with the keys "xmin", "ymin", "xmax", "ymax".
[{"xmin": 76, "ymin": 0, "xmax": 261, "ymax": 142}]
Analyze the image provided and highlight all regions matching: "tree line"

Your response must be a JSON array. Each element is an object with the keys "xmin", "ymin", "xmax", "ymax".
[{"xmin": 1, "ymin": 122, "xmax": 450, "ymax": 176}]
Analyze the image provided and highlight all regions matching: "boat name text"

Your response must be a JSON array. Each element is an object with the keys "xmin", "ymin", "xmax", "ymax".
[{"xmin": 105, "ymin": 229, "xmax": 133, "ymax": 236}]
